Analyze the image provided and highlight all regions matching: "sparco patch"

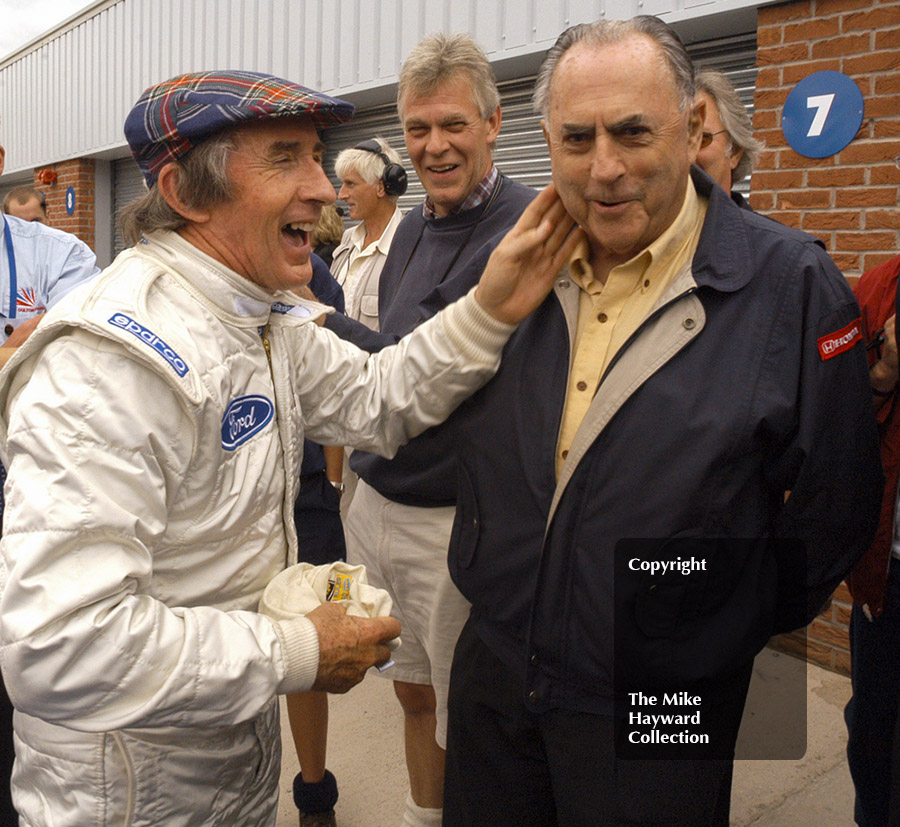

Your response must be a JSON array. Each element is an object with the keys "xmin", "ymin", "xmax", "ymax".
[
  {"xmin": 108, "ymin": 313, "xmax": 189, "ymax": 376},
  {"xmin": 221, "ymin": 395, "xmax": 274, "ymax": 451},
  {"xmin": 817, "ymin": 318, "xmax": 862, "ymax": 361}
]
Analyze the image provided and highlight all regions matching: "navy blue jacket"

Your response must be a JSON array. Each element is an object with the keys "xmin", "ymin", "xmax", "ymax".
[{"xmin": 446, "ymin": 168, "xmax": 882, "ymax": 715}]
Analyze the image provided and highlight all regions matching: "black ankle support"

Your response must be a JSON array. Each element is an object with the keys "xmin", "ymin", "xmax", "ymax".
[{"xmin": 293, "ymin": 769, "xmax": 339, "ymax": 813}]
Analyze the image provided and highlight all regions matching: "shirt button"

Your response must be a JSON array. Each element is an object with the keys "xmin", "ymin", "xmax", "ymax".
[
  {"xmin": 576, "ymin": 381, "xmax": 588, "ymax": 391},
  {"xmin": 530, "ymin": 653, "xmax": 538, "ymax": 665},
  {"xmin": 558, "ymin": 280, "xmax": 570, "ymax": 289},
  {"xmin": 684, "ymin": 318, "xmax": 696, "ymax": 330},
  {"xmin": 644, "ymin": 279, "xmax": 650, "ymax": 288},
  {"xmin": 528, "ymin": 690, "xmax": 538, "ymax": 701},
  {"xmin": 597, "ymin": 312, "xmax": 608, "ymax": 323},
  {"xmin": 561, "ymin": 449, "xmax": 569, "ymax": 460}
]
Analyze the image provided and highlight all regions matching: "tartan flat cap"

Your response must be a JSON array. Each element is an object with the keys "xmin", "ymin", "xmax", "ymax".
[{"xmin": 125, "ymin": 70, "xmax": 355, "ymax": 187}]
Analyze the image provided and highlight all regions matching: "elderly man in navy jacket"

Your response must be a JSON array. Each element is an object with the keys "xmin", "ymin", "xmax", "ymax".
[{"xmin": 440, "ymin": 15, "xmax": 882, "ymax": 827}]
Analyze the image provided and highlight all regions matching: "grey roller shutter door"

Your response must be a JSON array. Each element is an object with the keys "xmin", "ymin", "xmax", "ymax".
[{"xmin": 112, "ymin": 158, "xmax": 148, "ymax": 256}]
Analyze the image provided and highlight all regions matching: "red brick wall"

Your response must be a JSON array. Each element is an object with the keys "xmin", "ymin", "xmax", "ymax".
[
  {"xmin": 33, "ymin": 158, "xmax": 96, "ymax": 250},
  {"xmin": 754, "ymin": 0, "xmax": 900, "ymax": 674},
  {"xmin": 752, "ymin": 0, "xmax": 900, "ymax": 280}
]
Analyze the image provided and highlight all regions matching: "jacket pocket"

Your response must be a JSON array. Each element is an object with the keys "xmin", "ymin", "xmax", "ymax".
[
  {"xmin": 449, "ymin": 462, "xmax": 480, "ymax": 570},
  {"xmin": 360, "ymin": 295, "xmax": 379, "ymax": 318}
]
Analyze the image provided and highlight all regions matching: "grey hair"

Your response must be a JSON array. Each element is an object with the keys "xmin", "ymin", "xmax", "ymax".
[
  {"xmin": 118, "ymin": 131, "xmax": 236, "ymax": 245},
  {"xmin": 533, "ymin": 15, "xmax": 695, "ymax": 117},
  {"xmin": 398, "ymin": 32, "xmax": 500, "ymax": 121},
  {"xmin": 695, "ymin": 69, "xmax": 763, "ymax": 185},
  {"xmin": 335, "ymin": 137, "xmax": 403, "ymax": 193}
]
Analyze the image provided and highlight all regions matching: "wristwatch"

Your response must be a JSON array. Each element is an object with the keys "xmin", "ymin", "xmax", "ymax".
[{"xmin": 329, "ymin": 479, "xmax": 345, "ymax": 494}]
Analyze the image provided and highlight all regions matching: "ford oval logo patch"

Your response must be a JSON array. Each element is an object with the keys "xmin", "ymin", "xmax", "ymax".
[{"xmin": 221, "ymin": 395, "xmax": 274, "ymax": 451}]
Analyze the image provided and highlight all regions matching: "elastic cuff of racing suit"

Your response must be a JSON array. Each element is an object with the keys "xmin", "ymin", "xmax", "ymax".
[
  {"xmin": 440, "ymin": 287, "xmax": 517, "ymax": 364},
  {"xmin": 272, "ymin": 616, "xmax": 320, "ymax": 695}
]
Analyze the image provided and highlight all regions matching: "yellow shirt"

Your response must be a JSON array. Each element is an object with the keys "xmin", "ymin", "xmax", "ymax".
[{"xmin": 555, "ymin": 181, "xmax": 709, "ymax": 478}]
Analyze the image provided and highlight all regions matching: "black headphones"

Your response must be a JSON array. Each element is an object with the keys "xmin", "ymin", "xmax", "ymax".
[{"xmin": 353, "ymin": 139, "xmax": 408, "ymax": 197}]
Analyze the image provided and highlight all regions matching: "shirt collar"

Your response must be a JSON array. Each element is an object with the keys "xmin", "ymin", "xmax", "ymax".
[
  {"xmin": 567, "ymin": 179, "xmax": 703, "ymax": 293},
  {"xmin": 346, "ymin": 206, "xmax": 403, "ymax": 255},
  {"xmin": 422, "ymin": 165, "xmax": 499, "ymax": 219}
]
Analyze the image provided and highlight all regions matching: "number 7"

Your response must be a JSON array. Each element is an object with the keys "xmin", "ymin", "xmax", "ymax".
[{"xmin": 806, "ymin": 94, "xmax": 835, "ymax": 138}]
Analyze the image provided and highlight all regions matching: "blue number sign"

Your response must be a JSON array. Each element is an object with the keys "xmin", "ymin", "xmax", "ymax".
[
  {"xmin": 782, "ymin": 71, "xmax": 864, "ymax": 159},
  {"xmin": 65, "ymin": 186, "xmax": 76, "ymax": 216}
]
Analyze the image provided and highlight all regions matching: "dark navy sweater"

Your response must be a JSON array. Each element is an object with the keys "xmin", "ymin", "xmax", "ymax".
[{"xmin": 325, "ymin": 173, "xmax": 535, "ymax": 505}]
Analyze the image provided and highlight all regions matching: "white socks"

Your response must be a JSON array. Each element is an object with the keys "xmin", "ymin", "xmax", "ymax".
[{"xmin": 401, "ymin": 793, "xmax": 442, "ymax": 827}]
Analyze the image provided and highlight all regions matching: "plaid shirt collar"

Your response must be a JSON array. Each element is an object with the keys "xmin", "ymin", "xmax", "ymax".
[{"xmin": 422, "ymin": 165, "xmax": 499, "ymax": 220}]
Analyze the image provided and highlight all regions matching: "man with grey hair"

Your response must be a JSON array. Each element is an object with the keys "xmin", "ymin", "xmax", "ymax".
[
  {"xmin": 323, "ymin": 31, "xmax": 535, "ymax": 827},
  {"xmin": 695, "ymin": 68, "xmax": 763, "ymax": 207},
  {"xmin": 0, "ymin": 70, "xmax": 580, "ymax": 826},
  {"xmin": 438, "ymin": 16, "xmax": 880, "ymax": 825},
  {"xmin": 330, "ymin": 137, "xmax": 406, "ymax": 330}
]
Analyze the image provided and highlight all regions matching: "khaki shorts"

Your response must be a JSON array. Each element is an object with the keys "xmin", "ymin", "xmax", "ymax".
[{"xmin": 343, "ymin": 479, "xmax": 470, "ymax": 748}]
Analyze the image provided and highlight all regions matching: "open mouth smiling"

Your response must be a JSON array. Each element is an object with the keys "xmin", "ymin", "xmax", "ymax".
[{"xmin": 282, "ymin": 221, "xmax": 314, "ymax": 245}]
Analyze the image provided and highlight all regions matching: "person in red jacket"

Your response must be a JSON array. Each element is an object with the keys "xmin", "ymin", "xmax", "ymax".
[{"xmin": 846, "ymin": 251, "xmax": 900, "ymax": 827}]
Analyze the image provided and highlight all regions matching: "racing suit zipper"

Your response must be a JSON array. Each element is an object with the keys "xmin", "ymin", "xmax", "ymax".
[
  {"xmin": 260, "ymin": 321, "xmax": 300, "ymax": 566},
  {"xmin": 261, "ymin": 323, "xmax": 272, "ymax": 368}
]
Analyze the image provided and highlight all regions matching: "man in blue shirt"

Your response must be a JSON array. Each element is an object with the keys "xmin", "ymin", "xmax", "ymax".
[
  {"xmin": 0, "ymin": 210, "xmax": 100, "ymax": 347},
  {"xmin": 0, "ymin": 128, "xmax": 99, "ymax": 826}
]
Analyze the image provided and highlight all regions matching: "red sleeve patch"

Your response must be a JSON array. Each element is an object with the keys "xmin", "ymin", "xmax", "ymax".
[{"xmin": 817, "ymin": 318, "xmax": 862, "ymax": 361}]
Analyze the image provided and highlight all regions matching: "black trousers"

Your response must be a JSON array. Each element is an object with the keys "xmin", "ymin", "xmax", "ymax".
[
  {"xmin": 293, "ymin": 470, "xmax": 347, "ymax": 566},
  {"xmin": 444, "ymin": 620, "xmax": 738, "ymax": 827},
  {"xmin": 845, "ymin": 560, "xmax": 900, "ymax": 827}
]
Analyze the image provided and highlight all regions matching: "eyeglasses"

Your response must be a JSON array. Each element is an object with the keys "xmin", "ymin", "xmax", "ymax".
[{"xmin": 700, "ymin": 129, "xmax": 728, "ymax": 148}]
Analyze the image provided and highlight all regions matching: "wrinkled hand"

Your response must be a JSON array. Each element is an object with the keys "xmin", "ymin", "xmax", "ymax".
[
  {"xmin": 474, "ymin": 184, "xmax": 585, "ymax": 325},
  {"xmin": 2, "ymin": 313, "xmax": 44, "ymax": 348},
  {"xmin": 881, "ymin": 315, "xmax": 898, "ymax": 376},
  {"xmin": 306, "ymin": 602, "xmax": 401, "ymax": 693},
  {"xmin": 871, "ymin": 314, "xmax": 899, "ymax": 398}
]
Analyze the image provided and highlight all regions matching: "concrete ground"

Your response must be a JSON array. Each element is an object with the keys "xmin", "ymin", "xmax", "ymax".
[{"xmin": 275, "ymin": 648, "xmax": 857, "ymax": 826}]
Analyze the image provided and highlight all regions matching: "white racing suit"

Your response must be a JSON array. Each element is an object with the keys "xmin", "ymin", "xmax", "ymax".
[{"xmin": 0, "ymin": 231, "xmax": 513, "ymax": 826}]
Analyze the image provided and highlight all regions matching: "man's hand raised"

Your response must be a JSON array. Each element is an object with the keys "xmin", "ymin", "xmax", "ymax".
[
  {"xmin": 474, "ymin": 184, "xmax": 584, "ymax": 325},
  {"xmin": 306, "ymin": 602, "xmax": 401, "ymax": 694}
]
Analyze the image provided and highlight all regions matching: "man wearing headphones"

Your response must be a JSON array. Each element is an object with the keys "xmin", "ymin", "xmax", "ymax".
[
  {"xmin": 330, "ymin": 137, "xmax": 406, "ymax": 331},
  {"xmin": 323, "ymin": 32, "xmax": 535, "ymax": 827}
]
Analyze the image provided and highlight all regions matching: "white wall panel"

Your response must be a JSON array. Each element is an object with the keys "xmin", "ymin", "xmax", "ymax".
[
  {"xmin": 0, "ymin": 0, "xmax": 764, "ymax": 177},
  {"xmin": 378, "ymin": 0, "xmax": 401, "ymax": 81},
  {"xmin": 502, "ymin": 0, "xmax": 534, "ymax": 52},
  {"xmin": 446, "ymin": 0, "xmax": 473, "ymax": 34}
]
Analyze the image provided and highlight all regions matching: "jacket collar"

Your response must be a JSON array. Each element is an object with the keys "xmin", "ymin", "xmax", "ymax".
[
  {"xmin": 141, "ymin": 231, "xmax": 300, "ymax": 323},
  {"xmin": 689, "ymin": 165, "xmax": 756, "ymax": 294}
]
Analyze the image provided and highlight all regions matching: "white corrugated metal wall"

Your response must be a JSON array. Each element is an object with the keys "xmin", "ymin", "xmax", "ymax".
[{"xmin": 0, "ymin": 0, "xmax": 765, "ymax": 176}]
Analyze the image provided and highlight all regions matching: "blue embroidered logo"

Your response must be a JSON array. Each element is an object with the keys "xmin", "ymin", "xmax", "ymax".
[
  {"xmin": 108, "ymin": 313, "xmax": 188, "ymax": 377},
  {"xmin": 271, "ymin": 302, "xmax": 312, "ymax": 318},
  {"xmin": 221, "ymin": 395, "xmax": 274, "ymax": 450}
]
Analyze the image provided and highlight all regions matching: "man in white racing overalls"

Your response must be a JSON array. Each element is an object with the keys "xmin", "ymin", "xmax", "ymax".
[{"xmin": 0, "ymin": 70, "xmax": 581, "ymax": 826}]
